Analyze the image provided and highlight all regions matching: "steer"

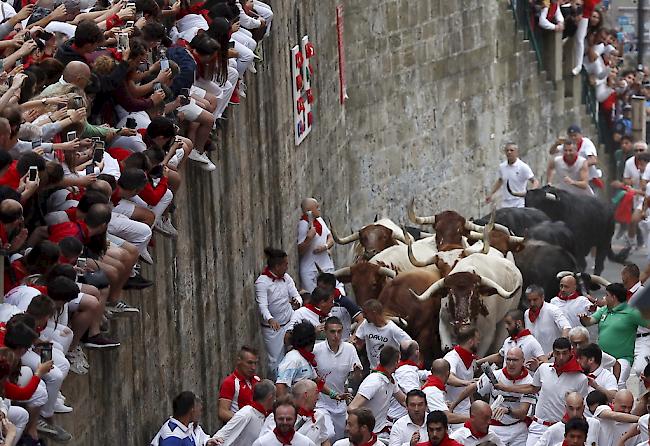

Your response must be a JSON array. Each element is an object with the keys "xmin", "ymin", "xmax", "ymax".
[
  {"xmin": 411, "ymin": 253, "xmax": 522, "ymax": 356},
  {"xmin": 329, "ymin": 217, "xmax": 411, "ymax": 262},
  {"xmin": 473, "ymin": 207, "xmax": 550, "ymax": 236},
  {"xmin": 376, "ymin": 270, "xmax": 444, "ymax": 365},
  {"xmin": 508, "ymin": 184, "xmax": 629, "ymax": 274}
]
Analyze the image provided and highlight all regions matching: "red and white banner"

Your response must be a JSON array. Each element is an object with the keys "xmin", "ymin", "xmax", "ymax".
[
  {"xmin": 336, "ymin": 5, "xmax": 347, "ymax": 104},
  {"xmin": 291, "ymin": 36, "xmax": 315, "ymax": 145}
]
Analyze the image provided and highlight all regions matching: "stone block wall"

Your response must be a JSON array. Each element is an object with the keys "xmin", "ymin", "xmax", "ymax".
[{"xmin": 58, "ymin": 1, "xmax": 597, "ymax": 444}]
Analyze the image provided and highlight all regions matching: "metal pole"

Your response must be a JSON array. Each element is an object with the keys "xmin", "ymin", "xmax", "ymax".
[{"xmin": 639, "ymin": 0, "xmax": 645, "ymax": 67}]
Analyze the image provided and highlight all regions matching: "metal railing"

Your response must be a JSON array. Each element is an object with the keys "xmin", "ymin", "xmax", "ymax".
[{"xmin": 510, "ymin": 0, "xmax": 543, "ymax": 68}]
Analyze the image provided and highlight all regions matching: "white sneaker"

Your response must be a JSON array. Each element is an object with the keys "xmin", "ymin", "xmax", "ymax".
[
  {"xmin": 140, "ymin": 248, "xmax": 154, "ymax": 265},
  {"xmin": 154, "ymin": 217, "xmax": 178, "ymax": 238},
  {"xmin": 54, "ymin": 398, "xmax": 73, "ymax": 413},
  {"xmin": 188, "ymin": 149, "xmax": 210, "ymax": 165},
  {"xmin": 572, "ymin": 66, "xmax": 582, "ymax": 76},
  {"xmin": 66, "ymin": 348, "xmax": 89, "ymax": 375},
  {"xmin": 248, "ymin": 64, "xmax": 257, "ymax": 74},
  {"xmin": 239, "ymin": 81, "xmax": 247, "ymax": 97},
  {"xmin": 200, "ymin": 158, "xmax": 217, "ymax": 172}
]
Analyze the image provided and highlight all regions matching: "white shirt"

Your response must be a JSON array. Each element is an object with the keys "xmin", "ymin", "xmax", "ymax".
[
  {"xmin": 594, "ymin": 405, "xmax": 636, "ymax": 446},
  {"xmin": 525, "ymin": 303, "xmax": 572, "ymax": 354},
  {"xmin": 276, "ymin": 350, "xmax": 317, "ymax": 387},
  {"xmin": 313, "ymin": 341, "xmax": 361, "ymax": 414},
  {"xmin": 354, "ymin": 320, "xmax": 412, "ymax": 369},
  {"xmin": 288, "ymin": 306, "xmax": 328, "ymax": 331},
  {"xmin": 552, "ymin": 155, "xmax": 593, "ymax": 196},
  {"xmin": 4, "ymin": 285, "xmax": 41, "ymax": 312},
  {"xmin": 534, "ymin": 417, "xmax": 602, "ymax": 446},
  {"xmin": 589, "ymin": 366, "xmax": 618, "ymax": 393},
  {"xmin": 450, "ymin": 426, "xmax": 505, "ymax": 446},
  {"xmin": 630, "ymin": 282, "xmax": 650, "ymax": 335},
  {"xmin": 388, "ymin": 414, "xmax": 428, "ymax": 446},
  {"xmin": 261, "ymin": 410, "xmax": 329, "ymax": 445},
  {"xmin": 387, "ymin": 363, "xmax": 431, "ymax": 420},
  {"xmin": 549, "ymin": 295, "xmax": 592, "ymax": 329},
  {"xmin": 357, "ymin": 371, "xmax": 400, "ymax": 433},
  {"xmin": 444, "ymin": 348, "xmax": 476, "ymax": 415},
  {"xmin": 0, "ymin": 303, "xmax": 22, "ymax": 323},
  {"xmin": 212, "ymin": 405, "xmax": 266, "ymax": 446},
  {"xmin": 476, "ymin": 369, "xmax": 535, "ymax": 426},
  {"xmin": 558, "ymin": 138, "xmax": 599, "ymax": 180},
  {"xmin": 532, "ymin": 363, "xmax": 589, "ymax": 422},
  {"xmin": 252, "ymin": 431, "xmax": 316, "ymax": 446},
  {"xmin": 499, "ymin": 159, "xmax": 534, "ymax": 208},
  {"xmin": 499, "ymin": 333, "xmax": 545, "ymax": 362},
  {"xmin": 333, "ymin": 438, "xmax": 381, "ymax": 446},
  {"xmin": 626, "ymin": 157, "xmax": 645, "ymax": 188},
  {"xmin": 638, "ymin": 414, "xmax": 649, "ymax": 443},
  {"xmin": 254, "ymin": 272, "xmax": 302, "ymax": 325},
  {"xmin": 422, "ymin": 384, "xmax": 449, "ymax": 413},
  {"xmin": 297, "ymin": 217, "xmax": 334, "ymax": 273}
]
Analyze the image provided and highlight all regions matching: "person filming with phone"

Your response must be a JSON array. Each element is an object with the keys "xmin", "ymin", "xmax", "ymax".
[{"xmin": 297, "ymin": 198, "xmax": 335, "ymax": 293}]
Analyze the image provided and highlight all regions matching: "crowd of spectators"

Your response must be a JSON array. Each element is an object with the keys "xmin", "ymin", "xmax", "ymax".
[{"xmin": 0, "ymin": 0, "xmax": 275, "ymax": 443}]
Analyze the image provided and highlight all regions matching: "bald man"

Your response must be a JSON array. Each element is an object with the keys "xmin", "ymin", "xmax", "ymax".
[
  {"xmin": 297, "ymin": 197, "xmax": 336, "ymax": 292},
  {"xmin": 261, "ymin": 380, "xmax": 330, "ymax": 446},
  {"xmin": 534, "ymin": 392, "xmax": 603, "ymax": 446},
  {"xmin": 0, "ymin": 199, "xmax": 27, "ymax": 252},
  {"xmin": 450, "ymin": 401, "xmax": 504, "ymax": 446},
  {"xmin": 550, "ymin": 275, "xmax": 594, "ymax": 328},
  {"xmin": 422, "ymin": 359, "xmax": 468, "ymax": 426},
  {"xmin": 587, "ymin": 390, "xmax": 639, "ymax": 446}
]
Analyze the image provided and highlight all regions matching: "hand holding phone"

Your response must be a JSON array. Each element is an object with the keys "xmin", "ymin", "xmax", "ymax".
[
  {"xmin": 39, "ymin": 343, "xmax": 53, "ymax": 363},
  {"xmin": 28, "ymin": 166, "xmax": 38, "ymax": 182}
]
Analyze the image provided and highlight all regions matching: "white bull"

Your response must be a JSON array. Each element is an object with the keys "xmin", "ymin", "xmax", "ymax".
[{"xmin": 411, "ymin": 253, "xmax": 522, "ymax": 356}]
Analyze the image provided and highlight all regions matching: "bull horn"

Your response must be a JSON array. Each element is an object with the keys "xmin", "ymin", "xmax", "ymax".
[
  {"xmin": 409, "ymin": 278, "xmax": 445, "ymax": 301},
  {"xmin": 506, "ymin": 180, "xmax": 527, "ymax": 198},
  {"xmin": 333, "ymin": 267, "xmax": 351, "ymax": 278},
  {"xmin": 465, "ymin": 221, "xmax": 484, "ymax": 232},
  {"xmin": 482, "ymin": 211, "xmax": 496, "ymax": 254},
  {"xmin": 388, "ymin": 316, "xmax": 408, "ymax": 327},
  {"xmin": 480, "ymin": 276, "xmax": 517, "ymax": 299},
  {"xmin": 394, "ymin": 228, "xmax": 408, "ymax": 244},
  {"xmin": 590, "ymin": 275, "xmax": 611, "ymax": 287},
  {"xmin": 408, "ymin": 198, "xmax": 436, "ymax": 224},
  {"xmin": 328, "ymin": 218, "xmax": 359, "ymax": 245},
  {"xmin": 508, "ymin": 235, "xmax": 525, "ymax": 243},
  {"xmin": 378, "ymin": 266, "xmax": 397, "ymax": 279},
  {"xmin": 556, "ymin": 271, "xmax": 574, "ymax": 279},
  {"xmin": 493, "ymin": 223, "xmax": 512, "ymax": 234},
  {"xmin": 420, "ymin": 231, "xmax": 435, "ymax": 238},
  {"xmin": 468, "ymin": 231, "xmax": 484, "ymax": 240},
  {"xmin": 404, "ymin": 228, "xmax": 437, "ymax": 267},
  {"xmin": 545, "ymin": 192, "xmax": 558, "ymax": 201}
]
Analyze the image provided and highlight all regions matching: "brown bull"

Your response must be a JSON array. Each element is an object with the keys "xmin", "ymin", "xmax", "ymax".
[
  {"xmin": 376, "ymin": 269, "xmax": 443, "ymax": 364},
  {"xmin": 330, "ymin": 218, "xmax": 408, "ymax": 261},
  {"xmin": 334, "ymin": 262, "xmax": 397, "ymax": 306}
]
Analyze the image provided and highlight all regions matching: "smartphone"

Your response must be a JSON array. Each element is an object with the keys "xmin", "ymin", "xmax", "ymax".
[
  {"xmin": 160, "ymin": 58, "xmax": 169, "ymax": 71},
  {"xmin": 117, "ymin": 33, "xmax": 129, "ymax": 52},
  {"xmin": 91, "ymin": 137, "xmax": 101, "ymax": 143},
  {"xmin": 92, "ymin": 147, "xmax": 104, "ymax": 163},
  {"xmin": 306, "ymin": 210, "xmax": 314, "ymax": 223},
  {"xmin": 95, "ymin": 141, "xmax": 105, "ymax": 151},
  {"xmin": 66, "ymin": 131, "xmax": 76, "ymax": 142},
  {"xmin": 125, "ymin": 117, "xmax": 137, "ymax": 129},
  {"xmin": 181, "ymin": 87, "xmax": 190, "ymax": 97},
  {"xmin": 126, "ymin": 20, "xmax": 134, "ymax": 27},
  {"xmin": 23, "ymin": 34, "xmax": 31, "ymax": 42},
  {"xmin": 136, "ymin": 11, "xmax": 143, "ymax": 20},
  {"xmin": 85, "ymin": 164, "xmax": 94, "ymax": 175},
  {"xmin": 153, "ymin": 82, "xmax": 162, "ymax": 91},
  {"xmin": 31, "ymin": 139, "xmax": 41, "ymax": 149},
  {"xmin": 126, "ymin": 1, "xmax": 136, "ymax": 8},
  {"xmin": 57, "ymin": 102, "xmax": 65, "ymax": 110},
  {"xmin": 40, "ymin": 343, "xmax": 52, "ymax": 363},
  {"xmin": 180, "ymin": 95, "xmax": 190, "ymax": 106},
  {"xmin": 28, "ymin": 166, "xmax": 37, "ymax": 181},
  {"xmin": 77, "ymin": 257, "xmax": 87, "ymax": 269},
  {"xmin": 72, "ymin": 96, "xmax": 83, "ymax": 109}
]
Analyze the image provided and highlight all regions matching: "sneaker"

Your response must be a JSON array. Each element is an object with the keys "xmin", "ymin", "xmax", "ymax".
[
  {"xmin": 200, "ymin": 159, "xmax": 217, "ymax": 172},
  {"xmin": 247, "ymin": 63, "xmax": 257, "ymax": 74},
  {"xmin": 107, "ymin": 300, "xmax": 140, "ymax": 315},
  {"xmin": 84, "ymin": 334, "xmax": 121, "ymax": 349},
  {"xmin": 123, "ymin": 274, "xmax": 153, "ymax": 290},
  {"xmin": 154, "ymin": 216, "xmax": 178, "ymax": 238},
  {"xmin": 54, "ymin": 398, "xmax": 73, "ymax": 414},
  {"xmin": 253, "ymin": 45, "xmax": 263, "ymax": 61},
  {"xmin": 188, "ymin": 149, "xmax": 211, "ymax": 165},
  {"xmin": 140, "ymin": 249, "xmax": 154, "ymax": 265},
  {"xmin": 37, "ymin": 419, "xmax": 72, "ymax": 443},
  {"xmin": 239, "ymin": 81, "xmax": 248, "ymax": 97}
]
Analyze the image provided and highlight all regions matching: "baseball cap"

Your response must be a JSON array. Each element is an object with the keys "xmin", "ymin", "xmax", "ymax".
[
  {"xmin": 623, "ymin": 104, "xmax": 633, "ymax": 111},
  {"xmin": 567, "ymin": 124, "xmax": 582, "ymax": 134}
]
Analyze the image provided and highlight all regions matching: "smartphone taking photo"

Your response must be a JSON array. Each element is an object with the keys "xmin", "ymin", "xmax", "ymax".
[
  {"xmin": 66, "ymin": 131, "xmax": 76, "ymax": 142},
  {"xmin": 28, "ymin": 166, "xmax": 38, "ymax": 182},
  {"xmin": 40, "ymin": 343, "xmax": 53, "ymax": 363}
]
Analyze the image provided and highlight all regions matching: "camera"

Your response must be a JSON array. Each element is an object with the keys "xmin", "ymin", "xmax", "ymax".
[
  {"xmin": 117, "ymin": 33, "xmax": 129, "ymax": 52},
  {"xmin": 77, "ymin": 257, "xmax": 87, "ymax": 269},
  {"xmin": 126, "ymin": 117, "xmax": 137, "ymax": 129}
]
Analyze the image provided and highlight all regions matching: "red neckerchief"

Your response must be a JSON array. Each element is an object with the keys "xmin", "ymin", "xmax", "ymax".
[
  {"xmin": 262, "ymin": 267, "xmax": 284, "ymax": 282},
  {"xmin": 296, "ymin": 348, "xmax": 317, "ymax": 368},
  {"xmin": 273, "ymin": 427, "xmax": 295, "ymax": 445},
  {"xmin": 297, "ymin": 406, "xmax": 316, "ymax": 423},
  {"xmin": 627, "ymin": 289, "xmax": 634, "ymax": 301},
  {"xmin": 358, "ymin": 434, "xmax": 378, "ymax": 446},
  {"xmin": 510, "ymin": 329, "xmax": 532, "ymax": 341},
  {"xmin": 636, "ymin": 157, "xmax": 643, "ymax": 170},
  {"xmin": 304, "ymin": 304, "xmax": 328, "ymax": 321},
  {"xmin": 562, "ymin": 442, "xmax": 570, "ymax": 446},
  {"xmin": 528, "ymin": 304, "xmax": 542, "ymax": 323},
  {"xmin": 563, "ymin": 154, "xmax": 578, "ymax": 166},
  {"xmin": 557, "ymin": 291, "xmax": 580, "ymax": 301},
  {"xmin": 577, "ymin": 138, "xmax": 583, "ymax": 150},
  {"xmin": 250, "ymin": 401, "xmax": 270, "ymax": 417},
  {"xmin": 422, "ymin": 375, "xmax": 446, "ymax": 391},
  {"xmin": 372, "ymin": 365, "xmax": 395, "ymax": 383},
  {"xmin": 397, "ymin": 359, "xmax": 420, "ymax": 369},
  {"xmin": 300, "ymin": 214, "xmax": 322, "ymax": 235},
  {"xmin": 464, "ymin": 421, "xmax": 488, "ymax": 439},
  {"xmin": 333, "ymin": 288, "xmax": 341, "ymax": 298},
  {"xmin": 548, "ymin": 2, "xmax": 559, "ymax": 20},
  {"xmin": 454, "ymin": 345, "xmax": 477, "ymax": 369},
  {"xmin": 502, "ymin": 367, "xmax": 529, "ymax": 382},
  {"xmin": 553, "ymin": 355, "xmax": 584, "ymax": 376}
]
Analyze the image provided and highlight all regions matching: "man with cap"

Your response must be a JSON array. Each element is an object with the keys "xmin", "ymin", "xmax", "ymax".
[
  {"xmin": 613, "ymin": 104, "xmax": 634, "ymax": 144},
  {"xmin": 297, "ymin": 198, "xmax": 336, "ymax": 292}
]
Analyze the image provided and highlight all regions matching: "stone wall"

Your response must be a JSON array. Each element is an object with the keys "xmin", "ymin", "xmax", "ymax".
[{"xmin": 59, "ymin": 1, "xmax": 598, "ymax": 444}]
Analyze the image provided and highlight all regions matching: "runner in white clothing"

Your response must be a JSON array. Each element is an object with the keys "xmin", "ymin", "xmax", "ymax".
[
  {"xmin": 533, "ymin": 392, "xmax": 603, "ymax": 446},
  {"xmin": 576, "ymin": 343, "xmax": 619, "ymax": 400},
  {"xmin": 252, "ymin": 400, "xmax": 316, "ymax": 446},
  {"xmin": 621, "ymin": 146, "xmax": 650, "ymax": 247},
  {"xmin": 332, "ymin": 408, "xmax": 382, "ymax": 446},
  {"xmin": 421, "ymin": 359, "xmax": 469, "ymax": 426},
  {"xmin": 387, "ymin": 341, "xmax": 430, "ymax": 422},
  {"xmin": 486, "ymin": 142, "xmax": 538, "ymax": 208},
  {"xmin": 297, "ymin": 198, "xmax": 335, "ymax": 292},
  {"xmin": 524, "ymin": 286, "xmax": 571, "ymax": 355},
  {"xmin": 586, "ymin": 390, "xmax": 639, "ymax": 446},
  {"xmin": 546, "ymin": 140, "xmax": 593, "ymax": 196},
  {"xmin": 388, "ymin": 389, "xmax": 429, "ymax": 446},
  {"xmin": 449, "ymin": 401, "xmax": 505, "ymax": 446},
  {"xmin": 443, "ymin": 326, "xmax": 481, "ymax": 418},
  {"xmin": 550, "ymin": 275, "xmax": 595, "ymax": 329}
]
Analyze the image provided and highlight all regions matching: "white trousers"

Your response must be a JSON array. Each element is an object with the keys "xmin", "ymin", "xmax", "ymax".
[
  {"xmin": 633, "ymin": 336, "xmax": 650, "ymax": 376},
  {"xmin": 8, "ymin": 405, "xmax": 28, "ymax": 445},
  {"xmin": 321, "ymin": 409, "xmax": 346, "ymax": 442},
  {"xmin": 574, "ymin": 18, "xmax": 589, "ymax": 71},
  {"xmin": 108, "ymin": 212, "xmax": 152, "ymax": 255},
  {"xmin": 22, "ymin": 350, "xmax": 65, "ymax": 418},
  {"xmin": 526, "ymin": 421, "xmax": 549, "ymax": 446},
  {"xmin": 133, "ymin": 190, "xmax": 174, "ymax": 222},
  {"xmin": 261, "ymin": 323, "xmax": 290, "ymax": 378},
  {"xmin": 195, "ymin": 64, "xmax": 238, "ymax": 119},
  {"xmin": 492, "ymin": 422, "xmax": 528, "ymax": 446},
  {"xmin": 232, "ymin": 29, "xmax": 256, "ymax": 51},
  {"xmin": 253, "ymin": 0, "xmax": 273, "ymax": 36},
  {"xmin": 231, "ymin": 39, "xmax": 254, "ymax": 78},
  {"xmin": 618, "ymin": 358, "xmax": 632, "ymax": 390}
]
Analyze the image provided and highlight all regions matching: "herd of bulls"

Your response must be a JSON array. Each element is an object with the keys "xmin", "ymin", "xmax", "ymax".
[{"xmin": 327, "ymin": 185, "xmax": 629, "ymax": 365}]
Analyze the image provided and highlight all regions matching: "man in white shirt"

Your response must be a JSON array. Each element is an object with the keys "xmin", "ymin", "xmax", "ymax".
[
  {"xmin": 352, "ymin": 299, "xmax": 412, "ymax": 369},
  {"xmin": 534, "ymin": 392, "xmax": 602, "ymax": 446},
  {"xmin": 389, "ymin": 389, "xmax": 428, "ymax": 446},
  {"xmin": 277, "ymin": 322, "xmax": 319, "ymax": 395},
  {"xmin": 255, "ymin": 248, "xmax": 303, "ymax": 376},
  {"xmin": 449, "ymin": 400, "xmax": 505, "ymax": 446},
  {"xmin": 388, "ymin": 341, "xmax": 430, "ymax": 422},
  {"xmin": 252, "ymin": 400, "xmax": 316, "ymax": 446},
  {"xmin": 297, "ymin": 198, "xmax": 335, "ymax": 292},
  {"xmin": 451, "ymin": 347, "xmax": 534, "ymax": 446},
  {"xmin": 332, "ymin": 408, "xmax": 381, "ymax": 446},
  {"xmin": 623, "ymin": 264, "xmax": 650, "ymax": 393},
  {"xmin": 622, "ymin": 146, "xmax": 650, "ymax": 248},
  {"xmin": 349, "ymin": 346, "xmax": 406, "ymax": 438},
  {"xmin": 211, "ymin": 379, "xmax": 276, "ymax": 446},
  {"xmin": 576, "ymin": 343, "xmax": 619, "ymax": 400},
  {"xmin": 286, "ymin": 287, "xmax": 335, "ymax": 339},
  {"xmin": 565, "ymin": 124, "xmax": 602, "ymax": 191},
  {"xmin": 314, "ymin": 316, "xmax": 362, "ymax": 442},
  {"xmin": 495, "ymin": 337, "xmax": 589, "ymax": 446},
  {"xmin": 586, "ymin": 390, "xmax": 639, "ymax": 446},
  {"xmin": 568, "ymin": 326, "xmax": 619, "ymax": 376},
  {"xmin": 524, "ymin": 285, "xmax": 571, "ymax": 355},
  {"xmin": 443, "ymin": 326, "xmax": 480, "ymax": 419},
  {"xmin": 262, "ymin": 380, "xmax": 330, "ymax": 445},
  {"xmin": 479, "ymin": 310, "xmax": 546, "ymax": 370},
  {"xmin": 486, "ymin": 142, "xmax": 538, "ymax": 208},
  {"xmin": 550, "ymin": 275, "xmax": 594, "ymax": 329},
  {"xmin": 421, "ymin": 359, "xmax": 469, "ymax": 426},
  {"xmin": 546, "ymin": 139, "xmax": 593, "ymax": 196},
  {"xmin": 551, "ymin": 418, "xmax": 590, "ymax": 446}
]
